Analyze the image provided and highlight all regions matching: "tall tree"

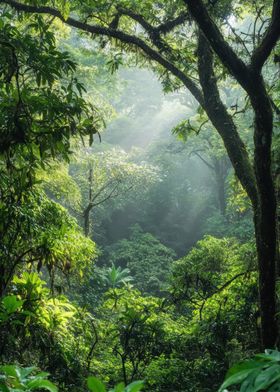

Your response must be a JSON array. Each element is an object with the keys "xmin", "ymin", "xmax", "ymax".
[
  {"xmin": 1, "ymin": 0, "xmax": 279, "ymax": 347},
  {"xmin": 0, "ymin": 6, "xmax": 99, "ymax": 294}
]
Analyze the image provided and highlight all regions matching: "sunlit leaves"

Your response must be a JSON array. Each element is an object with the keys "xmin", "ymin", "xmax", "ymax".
[
  {"xmin": 0, "ymin": 11, "xmax": 103, "ymax": 187},
  {"xmin": 87, "ymin": 377, "xmax": 106, "ymax": 392}
]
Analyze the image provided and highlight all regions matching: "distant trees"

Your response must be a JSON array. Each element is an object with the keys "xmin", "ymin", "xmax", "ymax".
[
  {"xmin": 173, "ymin": 120, "xmax": 231, "ymax": 215},
  {"xmin": 70, "ymin": 148, "xmax": 158, "ymax": 236},
  {"xmin": 104, "ymin": 225, "xmax": 176, "ymax": 295}
]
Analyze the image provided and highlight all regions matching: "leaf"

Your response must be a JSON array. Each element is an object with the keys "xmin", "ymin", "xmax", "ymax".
[
  {"xmin": 225, "ymin": 360, "xmax": 265, "ymax": 379},
  {"xmin": 268, "ymin": 380, "xmax": 280, "ymax": 392},
  {"xmin": 125, "ymin": 381, "xmax": 144, "ymax": 392},
  {"xmin": 111, "ymin": 382, "xmax": 125, "ymax": 392},
  {"xmin": 26, "ymin": 379, "xmax": 58, "ymax": 392},
  {"xmin": 254, "ymin": 365, "xmax": 280, "ymax": 391},
  {"xmin": 2, "ymin": 296, "xmax": 24, "ymax": 314},
  {"xmin": 0, "ymin": 385, "xmax": 10, "ymax": 392},
  {"xmin": 0, "ymin": 365, "xmax": 20, "ymax": 379},
  {"xmin": 87, "ymin": 377, "xmax": 106, "ymax": 392},
  {"xmin": 18, "ymin": 366, "xmax": 37, "ymax": 379},
  {"xmin": 219, "ymin": 361, "xmax": 265, "ymax": 392},
  {"xmin": 256, "ymin": 350, "xmax": 280, "ymax": 362},
  {"xmin": 240, "ymin": 370, "xmax": 261, "ymax": 392}
]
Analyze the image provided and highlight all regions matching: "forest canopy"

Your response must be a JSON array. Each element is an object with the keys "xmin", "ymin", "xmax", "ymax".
[{"xmin": 0, "ymin": 0, "xmax": 280, "ymax": 391}]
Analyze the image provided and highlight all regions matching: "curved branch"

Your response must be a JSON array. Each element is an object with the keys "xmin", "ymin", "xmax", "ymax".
[
  {"xmin": 184, "ymin": 0, "xmax": 251, "ymax": 91},
  {"xmin": 250, "ymin": 0, "xmax": 280, "ymax": 71},
  {"xmin": 157, "ymin": 12, "xmax": 189, "ymax": 35},
  {"xmin": 1, "ymin": 0, "xmax": 204, "ymax": 106},
  {"xmin": 197, "ymin": 31, "xmax": 258, "ymax": 206}
]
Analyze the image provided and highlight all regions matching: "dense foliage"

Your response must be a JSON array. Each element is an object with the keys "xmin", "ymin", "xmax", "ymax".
[{"xmin": 0, "ymin": 0, "xmax": 279, "ymax": 391}]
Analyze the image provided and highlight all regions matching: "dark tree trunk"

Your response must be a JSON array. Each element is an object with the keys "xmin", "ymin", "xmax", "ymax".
[
  {"xmin": 251, "ymin": 78, "xmax": 278, "ymax": 348},
  {"xmin": 198, "ymin": 32, "xmax": 278, "ymax": 347},
  {"xmin": 84, "ymin": 208, "xmax": 90, "ymax": 237},
  {"xmin": 276, "ymin": 173, "xmax": 280, "ymax": 277},
  {"xmin": 197, "ymin": 34, "xmax": 258, "ymax": 207}
]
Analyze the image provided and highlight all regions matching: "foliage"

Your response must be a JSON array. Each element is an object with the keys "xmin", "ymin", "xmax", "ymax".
[
  {"xmin": 0, "ymin": 365, "xmax": 57, "ymax": 392},
  {"xmin": 0, "ymin": 10, "xmax": 102, "ymax": 182},
  {"xmin": 0, "ymin": 190, "xmax": 96, "ymax": 295},
  {"xmin": 0, "ymin": 1, "xmax": 278, "ymax": 391},
  {"xmin": 171, "ymin": 235, "xmax": 256, "ymax": 307},
  {"xmin": 91, "ymin": 286, "xmax": 187, "ymax": 386},
  {"xmin": 0, "ymin": 7, "xmax": 98, "ymax": 295},
  {"xmin": 67, "ymin": 146, "xmax": 159, "ymax": 237},
  {"xmin": 219, "ymin": 350, "xmax": 280, "ymax": 392},
  {"xmin": 87, "ymin": 377, "xmax": 144, "ymax": 392},
  {"xmin": 0, "ymin": 273, "xmax": 97, "ymax": 390},
  {"xmin": 100, "ymin": 264, "xmax": 133, "ymax": 289},
  {"xmin": 104, "ymin": 225, "xmax": 176, "ymax": 295}
]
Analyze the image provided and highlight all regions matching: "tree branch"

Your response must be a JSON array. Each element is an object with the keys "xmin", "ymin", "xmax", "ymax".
[
  {"xmin": 184, "ymin": 0, "xmax": 251, "ymax": 90},
  {"xmin": 1, "ymin": 0, "xmax": 204, "ymax": 106},
  {"xmin": 157, "ymin": 12, "xmax": 189, "ymax": 35},
  {"xmin": 117, "ymin": 7, "xmax": 188, "ymax": 36},
  {"xmin": 192, "ymin": 151, "xmax": 215, "ymax": 170},
  {"xmin": 250, "ymin": 0, "xmax": 280, "ymax": 71},
  {"xmin": 197, "ymin": 31, "xmax": 258, "ymax": 206}
]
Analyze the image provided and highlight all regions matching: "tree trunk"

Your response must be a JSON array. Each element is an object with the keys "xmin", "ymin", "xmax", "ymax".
[
  {"xmin": 251, "ymin": 78, "xmax": 278, "ymax": 348},
  {"xmin": 84, "ymin": 208, "xmax": 90, "ymax": 237},
  {"xmin": 197, "ymin": 33, "xmax": 258, "ymax": 207},
  {"xmin": 198, "ymin": 32, "xmax": 278, "ymax": 347}
]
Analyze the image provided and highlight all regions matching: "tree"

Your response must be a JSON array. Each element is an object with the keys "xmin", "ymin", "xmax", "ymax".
[
  {"xmin": 173, "ymin": 119, "xmax": 231, "ymax": 215},
  {"xmin": 0, "ymin": 7, "xmax": 98, "ymax": 295},
  {"xmin": 171, "ymin": 236, "xmax": 257, "ymax": 320},
  {"xmin": 100, "ymin": 264, "xmax": 133, "ymax": 289},
  {"xmin": 1, "ymin": 0, "xmax": 279, "ymax": 347},
  {"xmin": 105, "ymin": 225, "xmax": 176, "ymax": 295},
  {"xmin": 69, "ymin": 147, "xmax": 158, "ymax": 236}
]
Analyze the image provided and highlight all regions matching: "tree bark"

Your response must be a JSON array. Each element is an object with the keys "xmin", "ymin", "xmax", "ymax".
[
  {"xmin": 198, "ymin": 32, "xmax": 278, "ymax": 347},
  {"xmin": 250, "ymin": 78, "xmax": 278, "ymax": 348},
  {"xmin": 197, "ymin": 33, "xmax": 258, "ymax": 206}
]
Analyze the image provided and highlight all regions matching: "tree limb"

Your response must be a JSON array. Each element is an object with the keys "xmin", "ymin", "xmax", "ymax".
[
  {"xmin": 1, "ymin": 0, "xmax": 204, "ymax": 106},
  {"xmin": 197, "ymin": 31, "xmax": 258, "ymax": 206},
  {"xmin": 184, "ymin": 0, "xmax": 251, "ymax": 90},
  {"xmin": 250, "ymin": 0, "xmax": 280, "ymax": 71}
]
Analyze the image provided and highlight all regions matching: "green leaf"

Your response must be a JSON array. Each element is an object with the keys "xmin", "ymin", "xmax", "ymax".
[
  {"xmin": 125, "ymin": 381, "xmax": 144, "ymax": 392},
  {"xmin": 0, "ymin": 385, "xmax": 10, "ymax": 392},
  {"xmin": 26, "ymin": 379, "xmax": 58, "ymax": 392},
  {"xmin": 256, "ymin": 350, "xmax": 280, "ymax": 362},
  {"xmin": 254, "ymin": 365, "xmax": 280, "ymax": 391},
  {"xmin": 110, "ymin": 382, "xmax": 125, "ymax": 392},
  {"xmin": 268, "ymin": 380, "xmax": 280, "ymax": 392},
  {"xmin": 219, "ymin": 361, "xmax": 265, "ymax": 392},
  {"xmin": 2, "ymin": 296, "xmax": 24, "ymax": 314},
  {"xmin": 87, "ymin": 377, "xmax": 106, "ymax": 392},
  {"xmin": 240, "ymin": 370, "xmax": 261, "ymax": 392},
  {"xmin": 18, "ymin": 366, "xmax": 37, "ymax": 379},
  {"xmin": 0, "ymin": 365, "xmax": 20, "ymax": 379}
]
